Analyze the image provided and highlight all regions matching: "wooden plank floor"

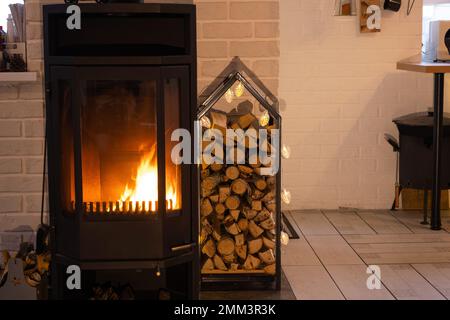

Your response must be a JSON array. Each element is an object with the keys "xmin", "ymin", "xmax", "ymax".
[{"xmin": 283, "ymin": 209, "xmax": 450, "ymax": 300}]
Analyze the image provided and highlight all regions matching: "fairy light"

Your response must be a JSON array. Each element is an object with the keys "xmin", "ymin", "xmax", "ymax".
[
  {"xmin": 281, "ymin": 231, "xmax": 289, "ymax": 246},
  {"xmin": 200, "ymin": 116, "xmax": 211, "ymax": 129},
  {"xmin": 259, "ymin": 110, "xmax": 270, "ymax": 127},
  {"xmin": 281, "ymin": 188, "xmax": 291, "ymax": 205},
  {"xmin": 225, "ymin": 88, "xmax": 234, "ymax": 104},
  {"xmin": 281, "ymin": 144, "xmax": 291, "ymax": 159},
  {"xmin": 234, "ymin": 81, "xmax": 244, "ymax": 98}
]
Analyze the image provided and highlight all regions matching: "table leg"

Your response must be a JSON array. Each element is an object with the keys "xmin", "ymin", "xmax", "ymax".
[{"xmin": 431, "ymin": 73, "xmax": 445, "ymax": 230}]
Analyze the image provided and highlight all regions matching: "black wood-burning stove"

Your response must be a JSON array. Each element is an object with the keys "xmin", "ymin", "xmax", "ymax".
[
  {"xmin": 44, "ymin": 3, "xmax": 198, "ymax": 299},
  {"xmin": 394, "ymin": 112, "xmax": 450, "ymax": 190}
]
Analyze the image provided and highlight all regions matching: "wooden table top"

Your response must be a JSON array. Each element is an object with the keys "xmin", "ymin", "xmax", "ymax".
[{"xmin": 397, "ymin": 55, "xmax": 450, "ymax": 74}]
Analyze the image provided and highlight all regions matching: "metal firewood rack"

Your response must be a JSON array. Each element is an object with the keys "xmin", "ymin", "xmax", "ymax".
[{"xmin": 198, "ymin": 71, "xmax": 282, "ymax": 291}]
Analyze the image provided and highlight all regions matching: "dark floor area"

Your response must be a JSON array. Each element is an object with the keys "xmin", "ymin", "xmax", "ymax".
[{"xmin": 200, "ymin": 271, "xmax": 295, "ymax": 300}]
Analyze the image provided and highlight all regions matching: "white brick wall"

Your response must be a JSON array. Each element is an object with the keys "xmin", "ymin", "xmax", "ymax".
[
  {"xmin": 196, "ymin": 0, "xmax": 280, "ymax": 95},
  {"xmin": 279, "ymin": 0, "xmax": 433, "ymax": 209},
  {"xmin": 0, "ymin": 0, "xmax": 280, "ymax": 236},
  {"xmin": 0, "ymin": 0, "xmax": 438, "ymax": 226}
]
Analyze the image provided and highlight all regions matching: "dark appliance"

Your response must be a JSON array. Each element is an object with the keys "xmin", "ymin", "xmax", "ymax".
[
  {"xmin": 393, "ymin": 111, "xmax": 450, "ymax": 190},
  {"xmin": 389, "ymin": 111, "xmax": 450, "ymax": 223},
  {"xmin": 44, "ymin": 3, "xmax": 198, "ymax": 299}
]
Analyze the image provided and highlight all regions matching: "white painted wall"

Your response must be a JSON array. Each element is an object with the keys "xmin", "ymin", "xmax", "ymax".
[{"xmin": 280, "ymin": 0, "xmax": 434, "ymax": 209}]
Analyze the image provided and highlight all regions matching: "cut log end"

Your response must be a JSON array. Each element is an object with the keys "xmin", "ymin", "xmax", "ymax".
[
  {"xmin": 217, "ymin": 238, "xmax": 235, "ymax": 256},
  {"xmin": 231, "ymin": 179, "xmax": 249, "ymax": 196},
  {"xmin": 225, "ymin": 166, "xmax": 240, "ymax": 180}
]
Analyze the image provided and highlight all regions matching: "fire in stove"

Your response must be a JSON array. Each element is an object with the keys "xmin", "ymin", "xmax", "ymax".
[
  {"xmin": 81, "ymin": 144, "xmax": 180, "ymax": 214},
  {"xmin": 119, "ymin": 145, "xmax": 179, "ymax": 212}
]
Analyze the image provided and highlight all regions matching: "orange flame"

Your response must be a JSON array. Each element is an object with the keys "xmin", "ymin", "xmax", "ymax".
[{"xmin": 120, "ymin": 145, "xmax": 178, "ymax": 211}]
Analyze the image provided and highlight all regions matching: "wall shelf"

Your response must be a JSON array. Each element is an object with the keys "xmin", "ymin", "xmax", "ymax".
[{"xmin": 0, "ymin": 72, "xmax": 37, "ymax": 83}]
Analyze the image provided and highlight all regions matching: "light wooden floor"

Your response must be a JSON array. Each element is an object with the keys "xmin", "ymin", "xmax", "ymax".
[{"xmin": 283, "ymin": 209, "xmax": 450, "ymax": 300}]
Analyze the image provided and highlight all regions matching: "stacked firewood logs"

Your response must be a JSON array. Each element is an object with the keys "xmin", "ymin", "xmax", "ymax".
[{"xmin": 200, "ymin": 102, "xmax": 277, "ymax": 275}]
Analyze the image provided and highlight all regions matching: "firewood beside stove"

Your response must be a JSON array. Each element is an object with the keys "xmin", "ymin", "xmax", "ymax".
[{"xmin": 200, "ymin": 104, "xmax": 277, "ymax": 275}]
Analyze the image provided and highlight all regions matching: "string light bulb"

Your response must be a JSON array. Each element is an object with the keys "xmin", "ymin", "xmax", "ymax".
[
  {"xmin": 281, "ymin": 144, "xmax": 291, "ymax": 159},
  {"xmin": 281, "ymin": 231, "xmax": 289, "ymax": 246},
  {"xmin": 234, "ymin": 81, "xmax": 244, "ymax": 98},
  {"xmin": 225, "ymin": 88, "xmax": 234, "ymax": 104},
  {"xmin": 281, "ymin": 188, "xmax": 292, "ymax": 205},
  {"xmin": 259, "ymin": 110, "xmax": 270, "ymax": 127},
  {"xmin": 200, "ymin": 116, "xmax": 211, "ymax": 129}
]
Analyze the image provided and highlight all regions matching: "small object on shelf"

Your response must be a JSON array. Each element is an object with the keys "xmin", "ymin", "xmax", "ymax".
[
  {"xmin": 334, "ymin": 0, "xmax": 357, "ymax": 16},
  {"xmin": 3, "ymin": 50, "xmax": 27, "ymax": 72}
]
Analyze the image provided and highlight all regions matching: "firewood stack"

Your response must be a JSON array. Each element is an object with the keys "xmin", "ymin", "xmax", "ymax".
[{"xmin": 200, "ymin": 101, "xmax": 278, "ymax": 276}]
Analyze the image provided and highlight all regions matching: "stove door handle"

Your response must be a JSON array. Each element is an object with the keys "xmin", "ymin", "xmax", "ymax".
[{"xmin": 171, "ymin": 243, "xmax": 196, "ymax": 252}]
